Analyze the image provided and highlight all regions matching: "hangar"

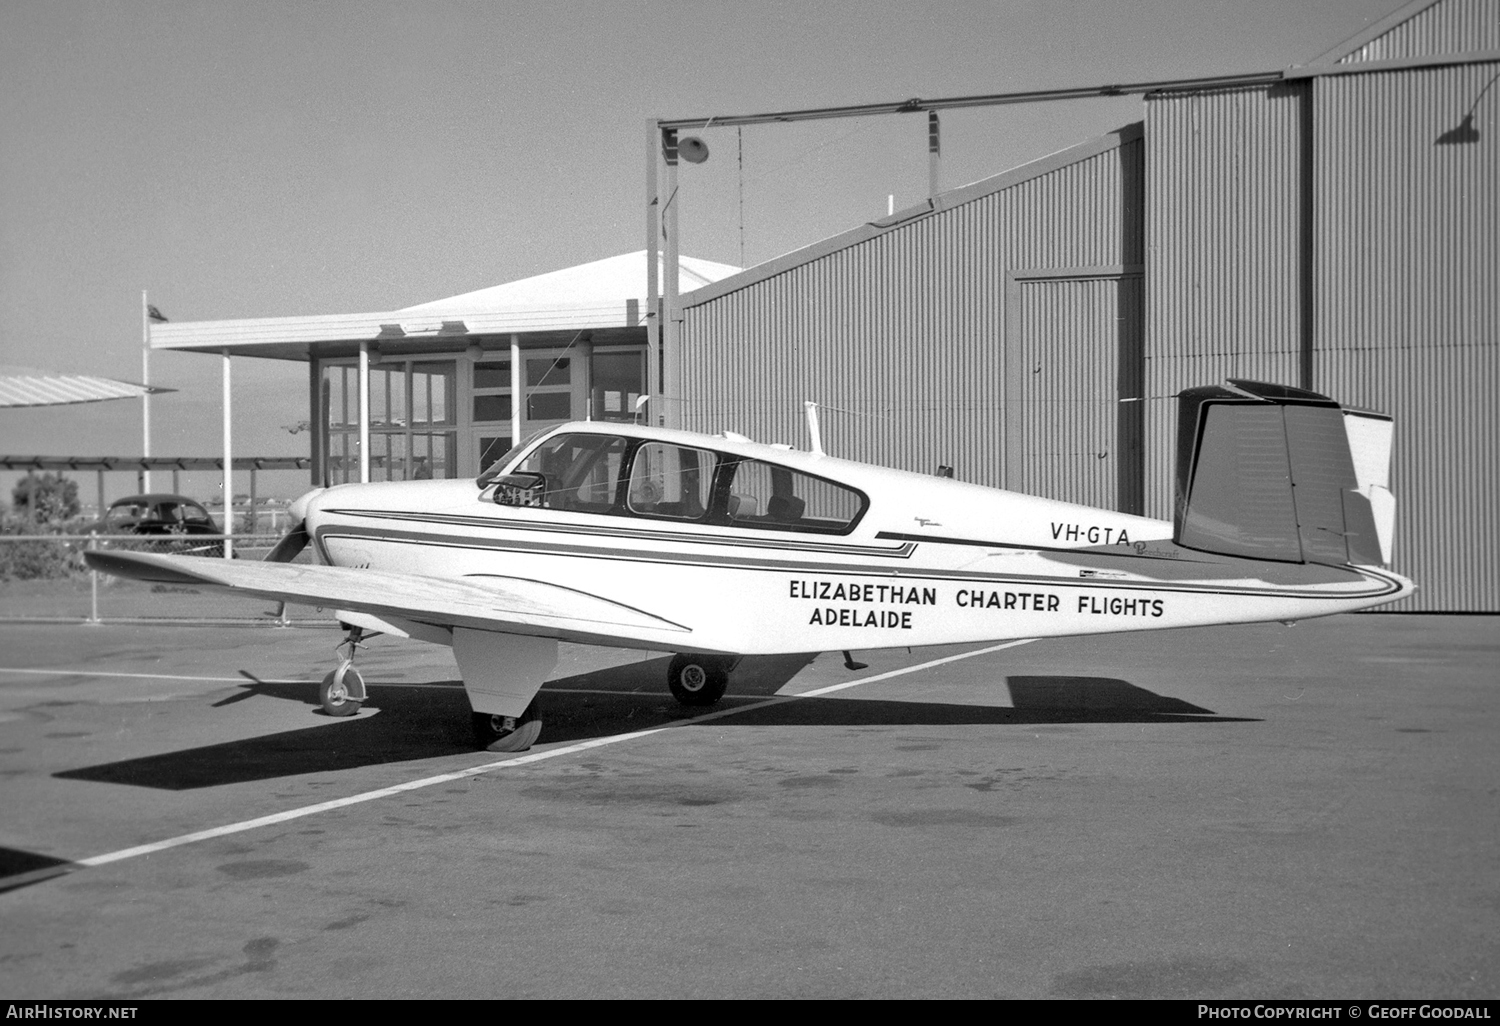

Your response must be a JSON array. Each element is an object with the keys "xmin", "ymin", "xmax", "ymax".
[
  {"xmin": 154, "ymin": 0, "xmax": 1496, "ymax": 611},
  {"xmin": 663, "ymin": 0, "xmax": 1498, "ymax": 612}
]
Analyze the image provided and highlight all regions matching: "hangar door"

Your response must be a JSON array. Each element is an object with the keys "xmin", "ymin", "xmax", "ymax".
[{"xmin": 1005, "ymin": 268, "xmax": 1143, "ymax": 514}]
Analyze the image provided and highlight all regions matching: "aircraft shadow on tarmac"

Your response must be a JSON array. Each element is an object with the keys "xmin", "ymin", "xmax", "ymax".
[{"xmin": 53, "ymin": 655, "xmax": 1255, "ymax": 790}]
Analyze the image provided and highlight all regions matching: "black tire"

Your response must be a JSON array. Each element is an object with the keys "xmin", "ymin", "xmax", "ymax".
[
  {"xmin": 668, "ymin": 654, "xmax": 731, "ymax": 706},
  {"xmin": 471, "ymin": 699, "xmax": 542, "ymax": 752},
  {"xmin": 319, "ymin": 667, "xmax": 362, "ymax": 717}
]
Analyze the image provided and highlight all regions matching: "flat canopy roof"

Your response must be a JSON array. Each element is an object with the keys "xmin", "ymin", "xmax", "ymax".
[
  {"xmin": 150, "ymin": 251, "xmax": 741, "ymax": 362},
  {"xmin": 0, "ymin": 365, "xmax": 174, "ymax": 407}
]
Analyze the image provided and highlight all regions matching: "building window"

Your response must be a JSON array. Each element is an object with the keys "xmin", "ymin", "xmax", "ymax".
[
  {"xmin": 525, "ymin": 357, "xmax": 572, "ymax": 422},
  {"xmin": 472, "ymin": 361, "xmax": 512, "ymax": 425},
  {"xmin": 591, "ymin": 350, "xmax": 644, "ymax": 421},
  {"xmin": 320, "ymin": 359, "xmax": 457, "ymax": 484}
]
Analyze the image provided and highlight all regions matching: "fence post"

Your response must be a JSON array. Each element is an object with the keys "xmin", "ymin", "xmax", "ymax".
[{"xmin": 85, "ymin": 534, "xmax": 102, "ymax": 626}]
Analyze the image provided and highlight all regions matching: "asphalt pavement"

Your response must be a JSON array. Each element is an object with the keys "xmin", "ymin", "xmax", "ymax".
[{"xmin": 0, "ymin": 612, "xmax": 1495, "ymax": 999}]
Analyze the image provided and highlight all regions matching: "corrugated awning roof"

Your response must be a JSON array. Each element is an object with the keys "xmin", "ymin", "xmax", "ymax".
[{"xmin": 0, "ymin": 366, "xmax": 175, "ymax": 408}]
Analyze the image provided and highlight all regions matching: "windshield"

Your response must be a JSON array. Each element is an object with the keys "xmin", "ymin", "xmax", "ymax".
[{"xmin": 476, "ymin": 428, "xmax": 552, "ymax": 488}]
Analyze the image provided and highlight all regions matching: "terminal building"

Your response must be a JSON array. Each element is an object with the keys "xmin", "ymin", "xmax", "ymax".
[{"xmin": 153, "ymin": 0, "xmax": 1498, "ymax": 611}]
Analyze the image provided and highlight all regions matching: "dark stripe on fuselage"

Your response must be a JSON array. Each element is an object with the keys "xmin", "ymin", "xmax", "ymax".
[
  {"xmin": 328, "ymin": 507, "xmax": 910, "ymax": 559},
  {"xmin": 312, "ymin": 520, "xmax": 1403, "ymax": 602}
]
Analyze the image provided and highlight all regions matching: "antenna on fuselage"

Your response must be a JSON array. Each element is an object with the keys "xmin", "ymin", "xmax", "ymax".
[{"xmin": 803, "ymin": 400, "xmax": 824, "ymax": 456}]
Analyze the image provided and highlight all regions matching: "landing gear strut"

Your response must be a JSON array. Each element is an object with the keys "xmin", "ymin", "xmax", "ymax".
[
  {"xmin": 668, "ymin": 654, "xmax": 734, "ymax": 706},
  {"xmin": 319, "ymin": 625, "xmax": 369, "ymax": 717},
  {"xmin": 471, "ymin": 699, "xmax": 543, "ymax": 752}
]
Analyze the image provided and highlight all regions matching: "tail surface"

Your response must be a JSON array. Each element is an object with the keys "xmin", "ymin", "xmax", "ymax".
[{"xmin": 1174, "ymin": 380, "xmax": 1394, "ymax": 567}]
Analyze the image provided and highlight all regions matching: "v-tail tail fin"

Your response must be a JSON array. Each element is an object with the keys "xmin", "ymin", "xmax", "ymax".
[{"xmin": 1174, "ymin": 380, "xmax": 1394, "ymax": 567}]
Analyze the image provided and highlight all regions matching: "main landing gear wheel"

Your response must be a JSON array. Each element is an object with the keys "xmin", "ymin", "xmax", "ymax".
[
  {"xmin": 472, "ymin": 699, "xmax": 542, "ymax": 753},
  {"xmin": 668, "ymin": 654, "xmax": 731, "ymax": 707}
]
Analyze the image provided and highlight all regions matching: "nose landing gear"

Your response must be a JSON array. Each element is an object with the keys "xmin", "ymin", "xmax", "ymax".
[
  {"xmin": 319, "ymin": 625, "xmax": 370, "ymax": 717},
  {"xmin": 471, "ymin": 699, "xmax": 543, "ymax": 752}
]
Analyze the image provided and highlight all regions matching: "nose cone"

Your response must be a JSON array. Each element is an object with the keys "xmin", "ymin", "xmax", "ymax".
[
  {"xmin": 288, "ymin": 486, "xmax": 326, "ymax": 522},
  {"xmin": 299, "ymin": 478, "xmax": 479, "ymax": 531}
]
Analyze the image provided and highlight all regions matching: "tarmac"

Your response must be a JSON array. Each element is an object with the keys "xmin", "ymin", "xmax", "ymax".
[{"xmin": 0, "ymin": 579, "xmax": 1495, "ymax": 999}]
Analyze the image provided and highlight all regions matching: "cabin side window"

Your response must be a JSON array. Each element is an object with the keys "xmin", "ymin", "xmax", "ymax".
[
  {"xmin": 722, "ymin": 459, "xmax": 866, "ymax": 533},
  {"xmin": 500, "ymin": 433, "xmax": 628, "ymax": 512},
  {"xmin": 627, "ymin": 442, "xmax": 718, "ymax": 520}
]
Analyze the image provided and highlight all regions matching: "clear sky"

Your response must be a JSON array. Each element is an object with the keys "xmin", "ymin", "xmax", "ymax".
[{"xmin": 0, "ymin": 0, "xmax": 1403, "ymax": 504}]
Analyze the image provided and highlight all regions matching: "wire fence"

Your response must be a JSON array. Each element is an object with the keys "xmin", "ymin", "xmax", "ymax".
[{"xmin": 0, "ymin": 533, "xmax": 332, "ymax": 627}]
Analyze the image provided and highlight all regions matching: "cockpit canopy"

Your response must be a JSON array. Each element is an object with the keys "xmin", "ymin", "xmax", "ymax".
[{"xmin": 484, "ymin": 431, "xmax": 868, "ymax": 535}]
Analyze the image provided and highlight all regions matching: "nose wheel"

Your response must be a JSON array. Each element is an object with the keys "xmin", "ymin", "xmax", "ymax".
[
  {"xmin": 471, "ymin": 699, "xmax": 542, "ymax": 752},
  {"xmin": 319, "ymin": 626, "xmax": 370, "ymax": 716}
]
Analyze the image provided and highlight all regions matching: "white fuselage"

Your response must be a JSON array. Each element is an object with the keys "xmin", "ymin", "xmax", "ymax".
[{"xmin": 302, "ymin": 423, "xmax": 1412, "ymax": 656}]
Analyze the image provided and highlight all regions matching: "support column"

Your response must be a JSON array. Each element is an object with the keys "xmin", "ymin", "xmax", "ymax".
[
  {"xmin": 222, "ymin": 350, "xmax": 233, "ymax": 559},
  {"xmin": 578, "ymin": 338, "xmax": 593, "ymax": 419},
  {"xmin": 141, "ymin": 291, "xmax": 152, "ymax": 493},
  {"xmin": 510, "ymin": 333, "xmax": 522, "ymax": 448},
  {"xmin": 645, "ymin": 118, "xmax": 661, "ymax": 425},
  {"xmin": 308, "ymin": 357, "xmax": 324, "ymax": 488},
  {"xmin": 358, "ymin": 341, "xmax": 370, "ymax": 483},
  {"xmin": 663, "ymin": 127, "xmax": 681, "ymax": 429}
]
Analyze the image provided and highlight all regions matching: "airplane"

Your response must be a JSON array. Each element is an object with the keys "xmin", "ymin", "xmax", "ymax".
[{"xmin": 85, "ymin": 379, "xmax": 1413, "ymax": 752}]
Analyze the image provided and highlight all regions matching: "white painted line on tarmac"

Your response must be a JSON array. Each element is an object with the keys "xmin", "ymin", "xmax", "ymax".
[
  {"xmin": 39, "ymin": 639, "xmax": 1038, "ymax": 878},
  {"xmin": 0, "ymin": 667, "xmax": 462, "ymax": 688},
  {"xmin": 0, "ymin": 667, "xmax": 301, "ymax": 684},
  {"xmin": 794, "ymin": 639, "xmax": 1037, "ymax": 697},
  {"xmin": 75, "ymin": 727, "xmax": 676, "ymax": 869}
]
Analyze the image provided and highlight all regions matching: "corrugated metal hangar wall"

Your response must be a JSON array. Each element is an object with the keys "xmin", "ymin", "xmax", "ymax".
[
  {"xmin": 678, "ymin": 0, "xmax": 1497, "ymax": 611},
  {"xmin": 680, "ymin": 126, "xmax": 1146, "ymax": 513}
]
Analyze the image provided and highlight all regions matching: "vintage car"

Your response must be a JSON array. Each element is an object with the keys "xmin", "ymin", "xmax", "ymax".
[{"xmin": 87, "ymin": 493, "xmax": 224, "ymax": 556}]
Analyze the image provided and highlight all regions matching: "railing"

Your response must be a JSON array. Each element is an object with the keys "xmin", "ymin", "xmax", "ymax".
[{"xmin": 0, "ymin": 533, "xmax": 329, "ymax": 627}]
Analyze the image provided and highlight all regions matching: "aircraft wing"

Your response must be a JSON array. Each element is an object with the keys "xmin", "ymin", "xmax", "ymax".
[{"xmin": 83, "ymin": 550, "xmax": 694, "ymax": 649}]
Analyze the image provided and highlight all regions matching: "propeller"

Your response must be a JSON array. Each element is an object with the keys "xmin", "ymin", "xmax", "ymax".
[{"xmin": 264, "ymin": 520, "xmax": 311, "ymax": 563}]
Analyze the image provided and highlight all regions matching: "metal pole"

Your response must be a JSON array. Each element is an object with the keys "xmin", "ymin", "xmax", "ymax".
[
  {"xmin": 86, "ymin": 534, "xmax": 101, "ymax": 626},
  {"xmin": 358, "ymin": 341, "xmax": 370, "ymax": 483},
  {"xmin": 141, "ymin": 291, "xmax": 152, "ymax": 493},
  {"xmin": 222, "ymin": 349, "xmax": 233, "ymax": 559},
  {"xmin": 663, "ymin": 127, "xmax": 681, "ymax": 430},
  {"xmin": 645, "ymin": 118, "xmax": 661, "ymax": 424},
  {"xmin": 510, "ymin": 333, "xmax": 522, "ymax": 448}
]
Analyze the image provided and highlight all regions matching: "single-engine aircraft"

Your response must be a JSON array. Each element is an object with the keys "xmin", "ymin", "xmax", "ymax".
[{"xmin": 86, "ymin": 380, "xmax": 1413, "ymax": 751}]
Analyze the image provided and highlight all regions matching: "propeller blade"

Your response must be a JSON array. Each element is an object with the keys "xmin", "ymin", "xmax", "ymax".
[{"xmin": 263, "ymin": 521, "xmax": 311, "ymax": 563}]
